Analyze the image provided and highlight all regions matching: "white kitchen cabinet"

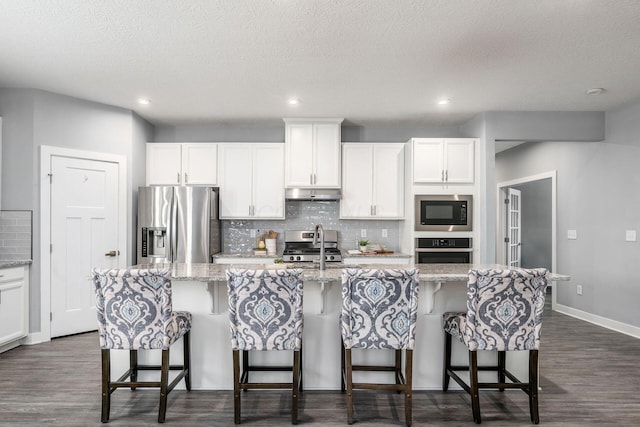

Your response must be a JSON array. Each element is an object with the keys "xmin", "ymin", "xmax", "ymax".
[
  {"xmin": 146, "ymin": 143, "xmax": 218, "ymax": 185},
  {"xmin": 0, "ymin": 265, "xmax": 29, "ymax": 352},
  {"xmin": 341, "ymin": 143, "xmax": 404, "ymax": 219},
  {"xmin": 412, "ymin": 138, "xmax": 475, "ymax": 184},
  {"xmin": 284, "ymin": 118, "xmax": 343, "ymax": 188},
  {"xmin": 218, "ymin": 143, "xmax": 284, "ymax": 219}
]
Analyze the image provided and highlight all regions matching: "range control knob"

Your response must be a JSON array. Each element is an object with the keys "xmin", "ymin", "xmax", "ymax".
[
  {"xmin": 329, "ymin": 255, "xmax": 335, "ymax": 260},
  {"xmin": 296, "ymin": 256, "xmax": 301, "ymax": 261}
]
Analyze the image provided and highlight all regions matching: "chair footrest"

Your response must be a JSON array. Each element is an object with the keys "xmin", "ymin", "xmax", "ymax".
[
  {"xmin": 351, "ymin": 382, "xmax": 410, "ymax": 391},
  {"xmin": 240, "ymin": 382, "xmax": 294, "ymax": 390}
]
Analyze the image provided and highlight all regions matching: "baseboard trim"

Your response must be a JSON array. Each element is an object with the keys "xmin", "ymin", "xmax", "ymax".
[
  {"xmin": 554, "ymin": 304, "xmax": 640, "ymax": 339},
  {"xmin": 23, "ymin": 332, "xmax": 46, "ymax": 345}
]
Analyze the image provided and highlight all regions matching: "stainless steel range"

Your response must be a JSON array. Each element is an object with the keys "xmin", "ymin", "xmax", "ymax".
[{"xmin": 282, "ymin": 230, "xmax": 342, "ymax": 262}]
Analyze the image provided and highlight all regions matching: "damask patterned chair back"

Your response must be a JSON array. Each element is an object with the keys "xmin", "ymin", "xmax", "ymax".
[
  {"xmin": 92, "ymin": 268, "xmax": 190, "ymax": 350},
  {"xmin": 91, "ymin": 268, "xmax": 192, "ymax": 423},
  {"xmin": 340, "ymin": 268, "xmax": 419, "ymax": 426},
  {"xmin": 442, "ymin": 267, "xmax": 549, "ymax": 424},
  {"xmin": 226, "ymin": 268, "xmax": 304, "ymax": 424},
  {"xmin": 464, "ymin": 268, "xmax": 548, "ymax": 351},
  {"xmin": 227, "ymin": 268, "xmax": 304, "ymax": 351},
  {"xmin": 341, "ymin": 268, "xmax": 419, "ymax": 350}
]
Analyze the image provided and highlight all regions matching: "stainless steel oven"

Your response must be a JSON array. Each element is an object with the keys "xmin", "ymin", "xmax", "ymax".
[
  {"xmin": 415, "ymin": 237, "xmax": 473, "ymax": 264},
  {"xmin": 414, "ymin": 194, "xmax": 472, "ymax": 232}
]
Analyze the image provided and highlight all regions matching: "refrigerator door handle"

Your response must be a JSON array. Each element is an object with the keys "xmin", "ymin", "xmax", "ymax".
[{"xmin": 170, "ymin": 194, "xmax": 178, "ymax": 262}]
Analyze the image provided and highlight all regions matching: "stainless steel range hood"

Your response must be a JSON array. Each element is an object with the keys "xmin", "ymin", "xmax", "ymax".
[{"xmin": 285, "ymin": 188, "xmax": 342, "ymax": 201}]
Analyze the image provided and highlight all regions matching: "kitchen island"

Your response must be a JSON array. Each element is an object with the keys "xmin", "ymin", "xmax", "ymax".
[{"xmin": 120, "ymin": 262, "xmax": 569, "ymax": 391}]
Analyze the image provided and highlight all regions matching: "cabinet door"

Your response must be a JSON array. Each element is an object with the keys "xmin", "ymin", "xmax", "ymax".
[
  {"xmin": 218, "ymin": 144, "xmax": 253, "ymax": 218},
  {"xmin": 444, "ymin": 139, "xmax": 475, "ymax": 183},
  {"xmin": 341, "ymin": 144, "xmax": 374, "ymax": 218},
  {"xmin": 0, "ymin": 267, "xmax": 28, "ymax": 346},
  {"xmin": 372, "ymin": 144, "xmax": 404, "ymax": 218},
  {"xmin": 285, "ymin": 123, "xmax": 314, "ymax": 187},
  {"xmin": 413, "ymin": 139, "xmax": 445, "ymax": 183},
  {"xmin": 313, "ymin": 123, "xmax": 341, "ymax": 187},
  {"xmin": 182, "ymin": 143, "xmax": 218, "ymax": 185},
  {"xmin": 146, "ymin": 143, "xmax": 182, "ymax": 185},
  {"xmin": 253, "ymin": 144, "xmax": 285, "ymax": 219}
]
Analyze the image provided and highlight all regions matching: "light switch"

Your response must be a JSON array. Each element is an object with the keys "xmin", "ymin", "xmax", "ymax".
[
  {"xmin": 626, "ymin": 230, "xmax": 637, "ymax": 242},
  {"xmin": 567, "ymin": 230, "xmax": 577, "ymax": 240}
]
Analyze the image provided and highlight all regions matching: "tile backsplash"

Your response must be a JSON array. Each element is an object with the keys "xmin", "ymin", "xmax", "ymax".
[
  {"xmin": 0, "ymin": 210, "xmax": 33, "ymax": 261},
  {"xmin": 221, "ymin": 200, "xmax": 401, "ymax": 254}
]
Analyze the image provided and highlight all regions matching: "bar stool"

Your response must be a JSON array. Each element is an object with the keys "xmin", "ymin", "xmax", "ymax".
[
  {"xmin": 91, "ymin": 268, "xmax": 191, "ymax": 423},
  {"xmin": 340, "ymin": 268, "xmax": 419, "ymax": 426},
  {"xmin": 226, "ymin": 268, "xmax": 304, "ymax": 424},
  {"xmin": 442, "ymin": 268, "xmax": 548, "ymax": 424}
]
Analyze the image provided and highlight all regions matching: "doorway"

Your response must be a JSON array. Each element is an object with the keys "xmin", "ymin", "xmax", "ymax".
[
  {"xmin": 497, "ymin": 171, "xmax": 557, "ymax": 308},
  {"xmin": 40, "ymin": 146, "xmax": 127, "ymax": 340}
]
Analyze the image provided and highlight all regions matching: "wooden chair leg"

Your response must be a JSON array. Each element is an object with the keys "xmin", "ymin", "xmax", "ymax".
[
  {"xmin": 129, "ymin": 350, "xmax": 138, "ymax": 391},
  {"xmin": 292, "ymin": 350, "xmax": 301, "ymax": 425},
  {"xmin": 469, "ymin": 350, "xmax": 481, "ymax": 424},
  {"xmin": 299, "ymin": 342, "xmax": 303, "ymax": 393},
  {"xmin": 405, "ymin": 349, "xmax": 413, "ymax": 427},
  {"xmin": 158, "ymin": 349, "xmax": 170, "ymax": 423},
  {"xmin": 443, "ymin": 332, "xmax": 452, "ymax": 391},
  {"xmin": 101, "ymin": 349, "xmax": 111, "ymax": 423},
  {"xmin": 233, "ymin": 350, "xmax": 241, "ymax": 424},
  {"xmin": 498, "ymin": 350, "xmax": 506, "ymax": 391},
  {"xmin": 241, "ymin": 350, "xmax": 249, "ymax": 391},
  {"xmin": 340, "ymin": 340, "xmax": 346, "ymax": 392},
  {"xmin": 395, "ymin": 349, "xmax": 403, "ymax": 386},
  {"xmin": 345, "ymin": 348, "xmax": 354, "ymax": 425},
  {"xmin": 529, "ymin": 350, "xmax": 540, "ymax": 424},
  {"xmin": 183, "ymin": 331, "xmax": 191, "ymax": 391}
]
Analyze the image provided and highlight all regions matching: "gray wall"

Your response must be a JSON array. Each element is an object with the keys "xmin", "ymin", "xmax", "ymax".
[
  {"xmin": 0, "ymin": 89, "xmax": 150, "ymax": 334},
  {"xmin": 494, "ymin": 99, "xmax": 640, "ymax": 327}
]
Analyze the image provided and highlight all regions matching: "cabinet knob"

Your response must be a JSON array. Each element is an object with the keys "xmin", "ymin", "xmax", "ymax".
[
  {"xmin": 104, "ymin": 250, "xmax": 120, "ymax": 257},
  {"xmin": 185, "ymin": 173, "xmax": 189, "ymax": 184},
  {"xmin": 177, "ymin": 172, "xmax": 181, "ymax": 184}
]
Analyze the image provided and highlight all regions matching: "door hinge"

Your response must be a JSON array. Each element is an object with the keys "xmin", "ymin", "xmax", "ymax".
[
  {"xmin": 50, "ymin": 312, "xmax": 53, "ymax": 321},
  {"xmin": 50, "ymin": 243, "xmax": 53, "ymax": 253},
  {"xmin": 504, "ymin": 237, "xmax": 510, "ymax": 243},
  {"xmin": 504, "ymin": 198, "xmax": 509, "ymax": 204},
  {"xmin": 48, "ymin": 173, "xmax": 53, "ymax": 184}
]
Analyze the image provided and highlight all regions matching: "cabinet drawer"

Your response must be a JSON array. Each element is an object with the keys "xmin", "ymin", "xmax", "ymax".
[{"xmin": 0, "ymin": 266, "xmax": 26, "ymax": 284}]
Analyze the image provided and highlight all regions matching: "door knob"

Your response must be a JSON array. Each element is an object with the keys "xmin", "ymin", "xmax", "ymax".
[{"xmin": 104, "ymin": 250, "xmax": 120, "ymax": 257}]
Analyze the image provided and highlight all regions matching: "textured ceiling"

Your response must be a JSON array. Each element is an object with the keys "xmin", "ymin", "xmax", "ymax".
[{"xmin": 1, "ymin": 0, "xmax": 640, "ymax": 126}]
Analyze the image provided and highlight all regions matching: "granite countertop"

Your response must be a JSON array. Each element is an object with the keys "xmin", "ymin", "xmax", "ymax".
[
  {"xmin": 0, "ymin": 260, "xmax": 32, "ymax": 268},
  {"xmin": 213, "ymin": 252, "xmax": 412, "ymax": 259},
  {"xmin": 133, "ymin": 262, "xmax": 570, "ymax": 283}
]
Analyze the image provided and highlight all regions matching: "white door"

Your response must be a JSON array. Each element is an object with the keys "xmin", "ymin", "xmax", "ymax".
[
  {"xmin": 218, "ymin": 144, "xmax": 253, "ymax": 218},
  {"xmin": 341, "ymin": 144, "xmax": 374, "ymax": 218},
  {"xmin": 146, "ymin": 143, "xmax": 182, "ymax": 185},
  {"xmin": 182, "ymin": 143, "xmax": 218, "ymax": 185},
  {"xmin": 372, "ymin": 144, "xmax": 404, "ymax": 218},
  {"xmin": 50, "ymin": 156, "xmax": 120, "ymax": 337},
  {"xmin": 507, "ymin": 187, "xmax": 522, "ymax": 267},
  {"xmin": 253, "ymin": 144, "xmax": 285, "ymax": 218}
]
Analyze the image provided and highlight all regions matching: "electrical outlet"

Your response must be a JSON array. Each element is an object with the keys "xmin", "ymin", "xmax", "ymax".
[
  {"xmin": 626, "ymin": 230, "xmax": 637, "ymax": 242},
  {"xmin": 567, "ymin": 230, "xmax": 577, "ymax": 240},
  {"xmin": 250, "ymin": 229, "xmax": 256, "ymax": 238},
  {"xmin": 381, "ymin": 229, "xmax": 388, "ymax": 238},
  {"xmin": 576, "ymin": 285, "xmax": 583, "ymax": 295},
  {"xmin": 361, "ymin": 229, "xmax": 367, "ymax": 238}
]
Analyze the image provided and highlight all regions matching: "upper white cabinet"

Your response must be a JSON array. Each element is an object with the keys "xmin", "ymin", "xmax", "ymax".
[
  {"xmin": 218, "ymin": 143, "xmax": 285, "ymax": 219},
  {"xmin": 341, "ymin": 143, "xmax": 405, "ymax": 219},
  {"xmin": 0, "ymin": 265, "xmax": 29, "ymax": 351},
  {"xmin": 146, "ymin": 143, "xmax": 218, "ymax": 185},
  {"xmin": 412, "ymin": 138, "xmax": 475, "ymax": 184},
  {"xmin": 284, "ymin": 118, "xmax": 343, "ymax": 188}
]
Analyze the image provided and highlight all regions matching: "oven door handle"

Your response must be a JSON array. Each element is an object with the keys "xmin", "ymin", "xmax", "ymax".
[{"xmin": 414, "ymin": 248, "xmax": 473, "ymax": 252}]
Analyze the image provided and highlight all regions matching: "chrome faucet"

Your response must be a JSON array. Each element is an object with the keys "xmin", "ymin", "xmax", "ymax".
[{"xmin": 313, "ymin": 224, "xmax": 326, "ymax": 270}]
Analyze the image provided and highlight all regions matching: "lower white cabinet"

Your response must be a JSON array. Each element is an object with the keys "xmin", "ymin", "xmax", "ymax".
[
  {"xmin": 218, "ymin": 143, "xmax": 285, "ymax": 219},
  {"xmin": 0, "ymin": 265, "xmax": 29, "ymax": 351},
  {"xmin": 341, "ymin": 143, "xmax": 404, "ymax": 219}
]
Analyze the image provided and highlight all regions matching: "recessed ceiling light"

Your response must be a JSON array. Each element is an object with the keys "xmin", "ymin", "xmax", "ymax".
[
  {"xmin": 138, "ymin": 98, "xmax": 151, "ymax": 105},
  {"xmin": 586, "ymin": 88, "xmax": 605, "ymax": 96},
  {"xmin": 288, "ymin": 97, "xmax": 300, "ymax": 105},
  {"xmin": 437, "ymin": 98, "xmax": 451, "ymax": 105}
]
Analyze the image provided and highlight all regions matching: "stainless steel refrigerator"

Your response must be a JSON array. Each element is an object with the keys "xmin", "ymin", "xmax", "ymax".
[{"xmin": 137, "ymin": 186, "xmax": 221, "ymax": 264}]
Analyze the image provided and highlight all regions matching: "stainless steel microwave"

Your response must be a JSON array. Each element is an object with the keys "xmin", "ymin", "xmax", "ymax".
[{"xmin": 414, "ymin": 194, "xmax": 472, "ymax": 231}]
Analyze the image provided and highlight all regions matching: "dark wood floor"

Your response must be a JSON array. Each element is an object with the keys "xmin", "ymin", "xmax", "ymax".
[{"xmin": 2, "ymin": 306, "xmax": 640, "ymax": 426}]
